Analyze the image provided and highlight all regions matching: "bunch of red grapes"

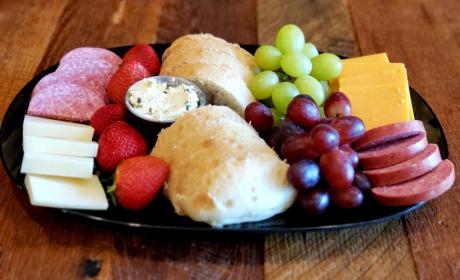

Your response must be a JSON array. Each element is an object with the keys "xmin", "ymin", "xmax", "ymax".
[{"xmin": 245, "ymin": 92, "xmax": 372, "ymax": 215}]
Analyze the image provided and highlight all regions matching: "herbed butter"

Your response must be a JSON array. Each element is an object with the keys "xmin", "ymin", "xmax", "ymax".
[{"xmin": 127, "ymin": 77, "xmax": 200, "ymax": 122}]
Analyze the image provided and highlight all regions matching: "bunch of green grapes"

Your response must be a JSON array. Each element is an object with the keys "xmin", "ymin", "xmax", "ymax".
[{"xmin": 250, "ymin": 24, "xmax": 342, "ymax": 123}]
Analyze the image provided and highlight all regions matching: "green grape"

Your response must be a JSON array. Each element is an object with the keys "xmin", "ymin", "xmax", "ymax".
[
  {"xmin": 310, "ymin": 53, "xmax": 343, "ymax": 81},
  {"xmin": 270, "ymin": 108, "xmax": 285, "ymax": 127},
  {"xmin": 261, "ymin": 96, "xmax": 275, "ymax": 107},
  {"xmin": 275, "ymin": 24, "xmax": 305, "ymax": 53},
  {"xmin": 280, "ymin": 53, "xmax": 312, "ymax": 78},
  {"xmin": 319, "ymin": 80, "xmax": 330, "ymax": 98},
  {"xmin": 272, "ymin": 82, "xmax": 299, "ymax": 114},
  {"xmin": 294, "ymin": 75, "xmax": 325, "ymax": 106},
  {"xmin": 319, "ymin": 106, "xmax": 326, "ymax": 118},
  {"xmin": 303, "ymin": 43, "xmax": 319, "ymax": 59},
  {"xmin": 275, "ymin": 71, "xmax": 291, "ymax": 82},
  {"xmin": 254, "ymin": 45, "xmax": 282, "ymax": 70},
  {"xmin": 249, "ymin": 71, "xmax": 279, "ymax": 100}
]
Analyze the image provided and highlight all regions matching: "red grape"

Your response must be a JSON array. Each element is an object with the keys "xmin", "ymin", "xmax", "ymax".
[
  {"xmin": 319, "ymin": 148, "xmax": 354, "ymax": 189},
  {"xmin": 330, "ymin": 186, "xmax": 363, "ymax": 209},
  {"xmin": 294, "ymin": 94, "xmax": 317, "ymax": 105},
  {"xmin": 298, "ymin": 189, "xmax": 330, "ymax": 215},
  {"xmin": 353, "ymin": 171, "xmax": 372, "ymax": 193},
  {"xmin": 244, "ymin": 102, "xmax": 273, "ymax": 134},
  {"xmin": 287, "ymin": 160, "xmax": 321, "ymax": 191},
  {"xmin": 287, "ymin": 96, "xmax": 320, "ymax": 128},
  {"xmin": 310, "ymin": 124, "xmax": 340, "ymax": 154},
  {"xmin": 315, "ymin": 117, "xmax": 334, "ymax": 126},
  {"xmin": 267, "ymin": 124, "xmax": 305, "ymax": 153},
  {"xmin": 331, "ymin": 116, "xmax": 365, "ymax": 145},
  {"xmin": 281, "ymin": 133, "xmax": 319, "ymax": 163},
  {"xmin": 340, "ymin": 145, "xmax": 359, "ymax": 168},
  {"xmin": 324, "ymin": 92, "xmax": 352, "ymax": 118},
  {"xmin": 280, "ymin": 117, "xmax": 303, "ymax": 130}
]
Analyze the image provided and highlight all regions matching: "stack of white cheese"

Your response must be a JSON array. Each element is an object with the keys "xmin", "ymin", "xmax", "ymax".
[{"xmin": 20, "ymin": 116, "xmax": 108, "ymax": 210}]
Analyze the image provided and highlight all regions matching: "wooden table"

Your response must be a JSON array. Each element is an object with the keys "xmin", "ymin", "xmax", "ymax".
[{"xmin": 0, "ymin": 0, "xmax": 459, "ymax": 279}]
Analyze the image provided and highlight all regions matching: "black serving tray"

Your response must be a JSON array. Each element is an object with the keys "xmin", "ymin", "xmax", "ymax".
[{"xmin": 0, "ymin": 44, "xmax": 448, "ymax": 233}]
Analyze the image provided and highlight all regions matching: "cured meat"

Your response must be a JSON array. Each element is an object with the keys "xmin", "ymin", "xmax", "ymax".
[
  {"xmin": 372, "ymin": 160, "xmax": 455, "ymax": 206},
  {"xmin": 57, "ymin": 58, "xmax": 118, "ymax": 89},
  {"xmin": 32, "ymin": 72, "xmax": 105, "ymax": 100},
  {"xmin": 27, "ymin": 83, "xmax": 105, "ymax": 123},
  {"xmin": 60, "ymin": 47, "xmax": 122, "ymax": 66},
  {"xmin": 364, "ymin": 144, "xmax": 441, "ymax": 187},
  {"xmin": 359, "ymin": 133, "xmax": 428, "ymax": 169},
  {"xmin": 354, "ymin": 120, "xmax": 426, "ymax": 151}
]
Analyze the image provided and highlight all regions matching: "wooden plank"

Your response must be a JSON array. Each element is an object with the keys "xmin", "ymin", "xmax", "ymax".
[
  {"xmin": 0, "ymin": 0, "xmax": 264, "ymax": 278},
  {"xmin": 36, "ymin": 0, "xmax": 165, "ymax": 72},
  {"xmin": 348, "ymin": 0, "xmax": 460, "ymax": 278},
  {"xmin": 265, "ymin": 221, "xmax": 417, "ymax": 279},
  {"xmin": 155, "ymin": 0, "xmax": 258, "ymax": 44},
  {"xmin": 0, "ymin": 2, "xmax": 73, "ymax": 275},
  {"xmin": 257, "ymin": 0, "xmax": 359, "ymax": 57},
  {"xmin": 0, "ymin": 0, "xmax": 68, "ymax": 116}
]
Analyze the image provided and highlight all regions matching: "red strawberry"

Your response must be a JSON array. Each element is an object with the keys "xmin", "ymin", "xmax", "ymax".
[
  {"xmin": 107, "ymin": 61, "xmax": 149, "ymax": 104},
  {"xmin": 90, "ymin": 104, "xmax": 127, "ymax": 137},
  {"xmin": 123, "ymin": 44, "xmax": 161, "ymax": 76},
  {"xmin": 96, "ymin": 121, "xmax": 148, "ymax": 172},
  {"xmin": 108, "ymin": 155, "xmax": 169, "ymax": 210}
]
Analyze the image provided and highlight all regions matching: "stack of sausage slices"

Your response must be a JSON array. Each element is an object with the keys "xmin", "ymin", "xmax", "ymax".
[{"xmin": 354, "ymin": 120, "xmax": 455, "ymax": 206}]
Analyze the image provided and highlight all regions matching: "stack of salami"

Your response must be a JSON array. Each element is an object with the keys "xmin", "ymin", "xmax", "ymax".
[
  {"xmin": 28, "ymin": 48, "xmax": 122, "ymax": 122},
  {"xmin": 354, "ymin": 120, "xmax": 455, "ymax": 206}
]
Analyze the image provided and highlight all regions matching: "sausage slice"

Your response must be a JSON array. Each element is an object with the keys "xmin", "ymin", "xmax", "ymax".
[
  {"xmin": 354, "ymin": 120, "xmax": 426, "ymax": 151},
  {"xmin": 364, "ymin": 144, "xmax": 441, "ymax": 187},
  {"xmin": 372, "ymin": 160, "xmax": 455, "ymax": 206},
  {"xmin": 359, "ymin": 133, "xmax": 428, "ymax": 170}
]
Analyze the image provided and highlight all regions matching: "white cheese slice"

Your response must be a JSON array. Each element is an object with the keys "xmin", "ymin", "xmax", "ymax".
[
  {"xmin": 23, "ymin": 115, "xmax": 94, "ymax": 141},
  {"xmin": 25, "ymin": 174, "xmax": 108, "ymax": 210},
  {"xmin": 20, "ymin": 152, "xmax": 94, "ymax": 179},
  {"xmin": 23, "ymin": 136, "xmax": 98, "ymax": 157}
]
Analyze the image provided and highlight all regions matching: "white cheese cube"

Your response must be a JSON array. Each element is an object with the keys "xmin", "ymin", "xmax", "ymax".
[
  {"xmin": 23, "ymin": 136, "xmax": 98, "ymax": 157},
  {"xmin": 25, "ymin": 174, "xmax": 108, "ymax": 210},
  {"xmin": 21, "ymin": 152, "xmax": 94, "ymax": 179},
  {"xmin": 23, "ymin": 115, "xmax": 94, "ymax": 141}
]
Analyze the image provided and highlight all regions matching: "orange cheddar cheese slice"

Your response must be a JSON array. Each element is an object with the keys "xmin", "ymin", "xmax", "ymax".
[
  {"xmin": 342, "ymin": 53, "xmax": 389, "ymax": 64},
  {"xmin": 341, "ymin": 63, "xmax": 405, "ymax": 78},
  {"xmin": 339, "ymin": 83, "xmax": 412, "ymax": 130}
]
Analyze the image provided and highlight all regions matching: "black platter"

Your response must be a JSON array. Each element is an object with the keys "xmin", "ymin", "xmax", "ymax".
[{"xmin": 0, "ymin": 45, "xmax": 449, "ymax": 233}]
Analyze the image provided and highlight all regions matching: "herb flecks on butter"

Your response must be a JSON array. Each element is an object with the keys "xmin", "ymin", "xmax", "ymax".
[{"xmin": 127, "ymin": 78, "xmax": 200, "ymax": 122}]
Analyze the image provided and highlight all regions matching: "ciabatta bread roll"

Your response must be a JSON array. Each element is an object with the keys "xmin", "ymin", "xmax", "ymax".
[
  {"xmin": 151, "ymin": 106, "xmax": 297, "ymax": 227},
  {"xmin": 160, "ymin": 34, "xmax": 259, "ymax": 115}
]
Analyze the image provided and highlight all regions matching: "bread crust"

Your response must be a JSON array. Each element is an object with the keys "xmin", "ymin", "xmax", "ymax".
[
  {"xmin": 151, "ymin": 106, "xmax": 297, "ymax": 227},
  {"xmin": 160, "ymin": 34, "xmax": 259, "ymax": 115}
]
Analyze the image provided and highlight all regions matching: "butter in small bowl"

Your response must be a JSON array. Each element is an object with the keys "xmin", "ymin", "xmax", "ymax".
[{"xmin": 125, "ymin": 76, "xmax": 207, "ymax": 124}]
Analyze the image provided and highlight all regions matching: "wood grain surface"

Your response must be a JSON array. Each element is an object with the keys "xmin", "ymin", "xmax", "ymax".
[{"xmin": 0, "ymin": 0, "xmax": 459, "ymax": 279}]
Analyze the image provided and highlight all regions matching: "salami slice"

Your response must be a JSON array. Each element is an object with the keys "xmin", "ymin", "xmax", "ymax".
[
  {"xmin": 27, "ymin": 83, "xmax": 105, "ymax": 122},
  {"xmin": 372, "ymin": 160, "xmax": 455, "ymax": 206},
  {"xmin": 32, "ymin": 72, "xmax": 106, "ymax": 100},
  {"xmin": 60, "ymin": 47, "xmax": 122, "ymax": 66},
  {"xmin": 57, "ymin": 58, "xmax": 119, "ymax": 89}
]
